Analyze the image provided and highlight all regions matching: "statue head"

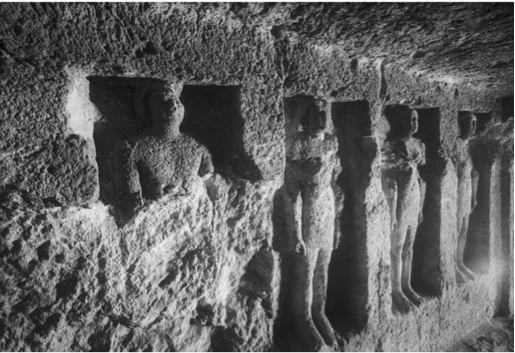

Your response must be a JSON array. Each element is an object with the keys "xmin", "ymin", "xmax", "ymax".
[
  {"xmin": 148, "ymin": 87, "xmax": 184, "ymax": 136},
  {"xmin": 398, "ymin": 106, "xmax": 418, "ymax": 139},
  {"xmin": 385, "ymin": 105, "xmax": 418, "ymax": 140},
  {"xmin": 300, "ymin": 99, "xmax": 329, "ymax": 138},
  {"xmin": 458, "ymin": 112, "xmax": 477, "ymax": 140}
]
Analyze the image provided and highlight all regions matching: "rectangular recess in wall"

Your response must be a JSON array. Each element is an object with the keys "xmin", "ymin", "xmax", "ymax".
[
  {"xmin": 87, "ymin": 76, "xmax": 166, "ymax": 205},
  {"xmin": 474, "ymin": 112, "xmax": 493, "ymax": 134},
  {"xmin": 463, "ymin": 146, "xmax": 492, "ymax": 275},
  {"xmin": 411, "ymin": 108, "xmax": 443, "ymax": 298},
  {"xmin": 326, "ymin": 100, "xmax": 371, "ymax": 333},
  {"xmin": 179, "ymin": 85, "xmax": 253, "ymax": 179}
]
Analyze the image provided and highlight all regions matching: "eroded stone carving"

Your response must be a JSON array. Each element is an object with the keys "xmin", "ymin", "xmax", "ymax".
[
  {"xmin": 277, "ymin": 99, "xmax": 343, "ymax": 350},
  {"xmin": 113, "ymin": 87, "xmax": 214, "ymax": 213},
  {"xmin": 455, "ymin": 112, "xmax": 479, "ymax": 283},
  {"xmin": 382, "ymin": 105, "xmax": 426, "ymax": 314}
]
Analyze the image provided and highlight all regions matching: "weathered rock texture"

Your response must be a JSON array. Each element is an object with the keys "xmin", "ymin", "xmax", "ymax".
[{"xmin": 0, "ymin": 3, "xmax": 513, "ymax": 352}]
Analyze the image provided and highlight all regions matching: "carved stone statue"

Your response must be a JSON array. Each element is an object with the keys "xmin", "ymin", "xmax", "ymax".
[
  {"xmin": 381, "ymin": 105, "xmax": 426, "ymax": 314},
  {"xmin": 455, "ymin": 112, "xmax": 479, "ymax": 283},
  {"xmin": 113, "ymin": 87, "xmax": 214, "ymax": 212},
  {"xmin": 280, "ymin": 100, "xmax": 343, "ymax": 350}
]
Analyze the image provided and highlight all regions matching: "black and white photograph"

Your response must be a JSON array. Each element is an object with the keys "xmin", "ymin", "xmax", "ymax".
[{"xmin": 0, "ymin": 2, "xmax": 513, "ymax": 352}]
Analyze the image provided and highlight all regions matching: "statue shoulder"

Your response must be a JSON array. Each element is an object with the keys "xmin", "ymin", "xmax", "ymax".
[
  {"xmin": 411, "ymin": 137, "xmax": 425, "ymax": 154},
  {"xmin": 178, "ymin": 134, "xmax": 209, "ymax": 154},
  {"xmin": 381, "ymin": 140, "xmax": 397, "ymax": 155},
  {"xmin": 113, "ymin": 138, "xmax": 143, "ymax": 164},
  {"xmin": 411, "ymin": 138, "xmax": 426, "ymax": 164},
  {"xmin": 325, "ymin": 133, "xmax": 338, "ymax": 143},
  {"xmin": 324, "ymin": 134, "xmax": 339, "ymax": 148},
  {"xmin": 178, "ymin": 134, "xmax": 196, "ymax": 145},
  {"xmin": 114, "ymin": 138, "xmax": 139, "ymax": 154},
  {"xmin": 412, "ymin": 136, "xmax": 424, "ymax": 147}
]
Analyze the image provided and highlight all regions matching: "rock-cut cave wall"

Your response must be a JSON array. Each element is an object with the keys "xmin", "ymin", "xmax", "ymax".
[{"xmin": 0, "ymin": 3, "xmax": 513, "ymax": 352}]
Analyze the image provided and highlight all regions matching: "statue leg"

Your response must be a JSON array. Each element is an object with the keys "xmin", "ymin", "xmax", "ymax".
[
  {"xmin": 456, "ymin": 216, "xmax": 477, "ymax": 281},
  {"xmin": 289, "ymin": 250, "xmax": 325, "ymax": 351},
  {"xmin": 391, "ymin": 222, "xmax": 414, "ymax": 314},
  {"xmin": 312, "ymin": 247, "xmax": 337, "ymax": 347},
  {"xmin": 455, "ymin": 216, "xmax": 469, "ymax": 284},
  {"xmin": 401, "ymin": 225, "xmax": 423, "ymax": 305}
]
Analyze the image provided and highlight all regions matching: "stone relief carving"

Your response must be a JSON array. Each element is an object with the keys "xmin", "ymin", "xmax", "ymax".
[
  {"xmin": 276, "ymin": 99, "xmax": 344, "ymax": 350},
  {"xmin": 455, "ymin": 112, "xmax": 479, "ymax": 283},
  {"xmin": 113, "ymin": 87, "xmax": 214, "ymax": 213},
  {"xmin": 382, "ymin": 105, "xmax": 427, "ymax": 314}
]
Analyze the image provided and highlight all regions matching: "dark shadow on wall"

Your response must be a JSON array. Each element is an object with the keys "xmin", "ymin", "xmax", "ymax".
[
  {"xmin": 326, "ymin": 100, "xmax": 372, "ymax": 334},
  {"xmin": 475, "ymin": 112, "xmax": 493, "ymax": 134},
  {"xmin": 464, "ymin": 146, "xmax": 493, "ymax": 275},
  {"xmin": 498, "ymin": 158, "xmax": 512, "ymax": 315},
  {"xmin": 500, "ymin": 95, "xmax": 514, "ymax": 122},
  {"xmin": 463, "ymin": 112, "xmax": 493, "ymax": 274},
  {"xmin": 411, "ymin": 108, "xmax": 444, "ymax": 298},
  {"xmin": 87, "ymin": 76, "xmax": 166, "ymax": 206},
  {"xmin": 180, "ymin": 85, "xmax": 261, "ymax": 181}
]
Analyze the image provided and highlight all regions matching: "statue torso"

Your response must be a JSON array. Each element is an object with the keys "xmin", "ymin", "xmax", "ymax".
[
  {"xmin": 382, "ymin": 138, "xmax": 425, "ymax": 174},
  {"xmin": 286, "ymin": 133, "xmax": 338, "ymax": 187},
  {"xmin": 132, "ymin": 134, "xmax": 205, "ymax": 198}
]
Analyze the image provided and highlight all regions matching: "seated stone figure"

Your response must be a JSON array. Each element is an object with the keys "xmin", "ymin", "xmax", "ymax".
[
  {"xmin": 113, "ymin": 87, "xmax": 214, "ymax": 212},
  {"xmin": 381, "ymin": 105, "xmax": 426, "ymax": 314}
]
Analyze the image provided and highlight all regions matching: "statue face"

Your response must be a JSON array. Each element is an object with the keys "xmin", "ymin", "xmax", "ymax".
[
  {"xmin": 398, "ymin": 107, "xmax": 418, "ymax": 138},
  {"xmin": 149, "ymin": 89, "xmax": 184, "ymax": 131},
  {"xmin": 301, "ymin": 102, "xmax": 327, "ymax": 137},
  {"xmin": 459, "ymin": 113, "xmax": 477, "ymax": 140},
  {"xmin": 308, "ymin": 112, "xmax": 326, "ymax": 136}
]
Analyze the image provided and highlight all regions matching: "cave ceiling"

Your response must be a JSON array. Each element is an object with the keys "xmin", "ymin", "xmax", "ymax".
[
  {"xmin": 0, "ymin": 3, "xmax": 512, "ymax": 94},
  {"xmin": 231, "ymin": 2, "xmax": 514, "ymax": 93}
]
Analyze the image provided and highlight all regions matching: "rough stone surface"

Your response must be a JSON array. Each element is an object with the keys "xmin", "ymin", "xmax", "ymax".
[
  {"xmin": 0, "ymin": 3, "xmax": 513, "ymax": 352},
  {"xmin": 447, "ymin": 317, "xmax": 514, "ymax": 352}
]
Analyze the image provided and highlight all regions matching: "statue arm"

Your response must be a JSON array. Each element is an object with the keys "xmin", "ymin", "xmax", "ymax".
[
  {"xmin": 471, "ymin": 167, "xmax": 479, "ymax": 210},
  {"xmin": 113, "ymin": 140, "xmax": 143, "ymax": 212},
  {"xmin": 382, "ymin": 170, "xmax": 398, "ymax": 231},
  {"xmin": 284, "ymin": 169, "xmax": 306, "ymax": 255},
  {"xmin": 419, "ymin": 140, "xmax": 426, "ymax": 166},
  {"xmin": 418, "ymin": 175, "xmax": 426, "ymax": 224},
  {"xmin": 332, "ymin": 156, "xmax": 344, "ymax": 249},
  {"xmin": 199, "ymin": 147, "xmax": 214, "ymax": 178},
  {"xmin": 418, "ymin": 142, "xmax": 426, "ymax": 223}
]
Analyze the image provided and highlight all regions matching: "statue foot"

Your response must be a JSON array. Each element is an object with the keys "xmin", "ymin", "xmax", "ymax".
[
  {"xmin": 292, "ymin": 319, "xmax": 325, "ymax": 351},
  {"xmin": 392, "ymin": 292, "xmax": 415, "ymax": 315},
  {"xmin": 313, "ymin": 312, "xmax": 337, "ymax": 347},
  {"xmin": 306, "ymin": 322, "xmax": 326, "ymax": 351},
  {"xmin": 311, "ymin": 331, "xmax": 326, "ymax": 351},
  {"xmin": 404, "ymin": 288, "xmax": 423, "ymax": 306},
  {"xmin": 335, "ymin": 332, "xmax": 347, "ymax": 350},
  {"xmin": 461, "ymin": 266, "xmax": 477, "ymax": 281},
  {"xmin": 456, "ymin": 263, "xmax": 477, "ymax": 284},
  {"xmin": 455, "ymin": 268, "xmax": 471, "ymax": 285}
]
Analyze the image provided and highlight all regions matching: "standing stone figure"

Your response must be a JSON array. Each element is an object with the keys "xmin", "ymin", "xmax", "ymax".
[
  {"xmin": 279, "ymin": 100, "xmax": 343, "ymax": 350},
  {"xmin": 381, "ymin": 105, "xmax": 426, "ymax": 314},
  {"xmin": 455, "ymin": 112, "xmax": 479, "ymax": 283},
  {"xmin": 113, "ymin": 87, "xmax": 214, "ymax": 212}
]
